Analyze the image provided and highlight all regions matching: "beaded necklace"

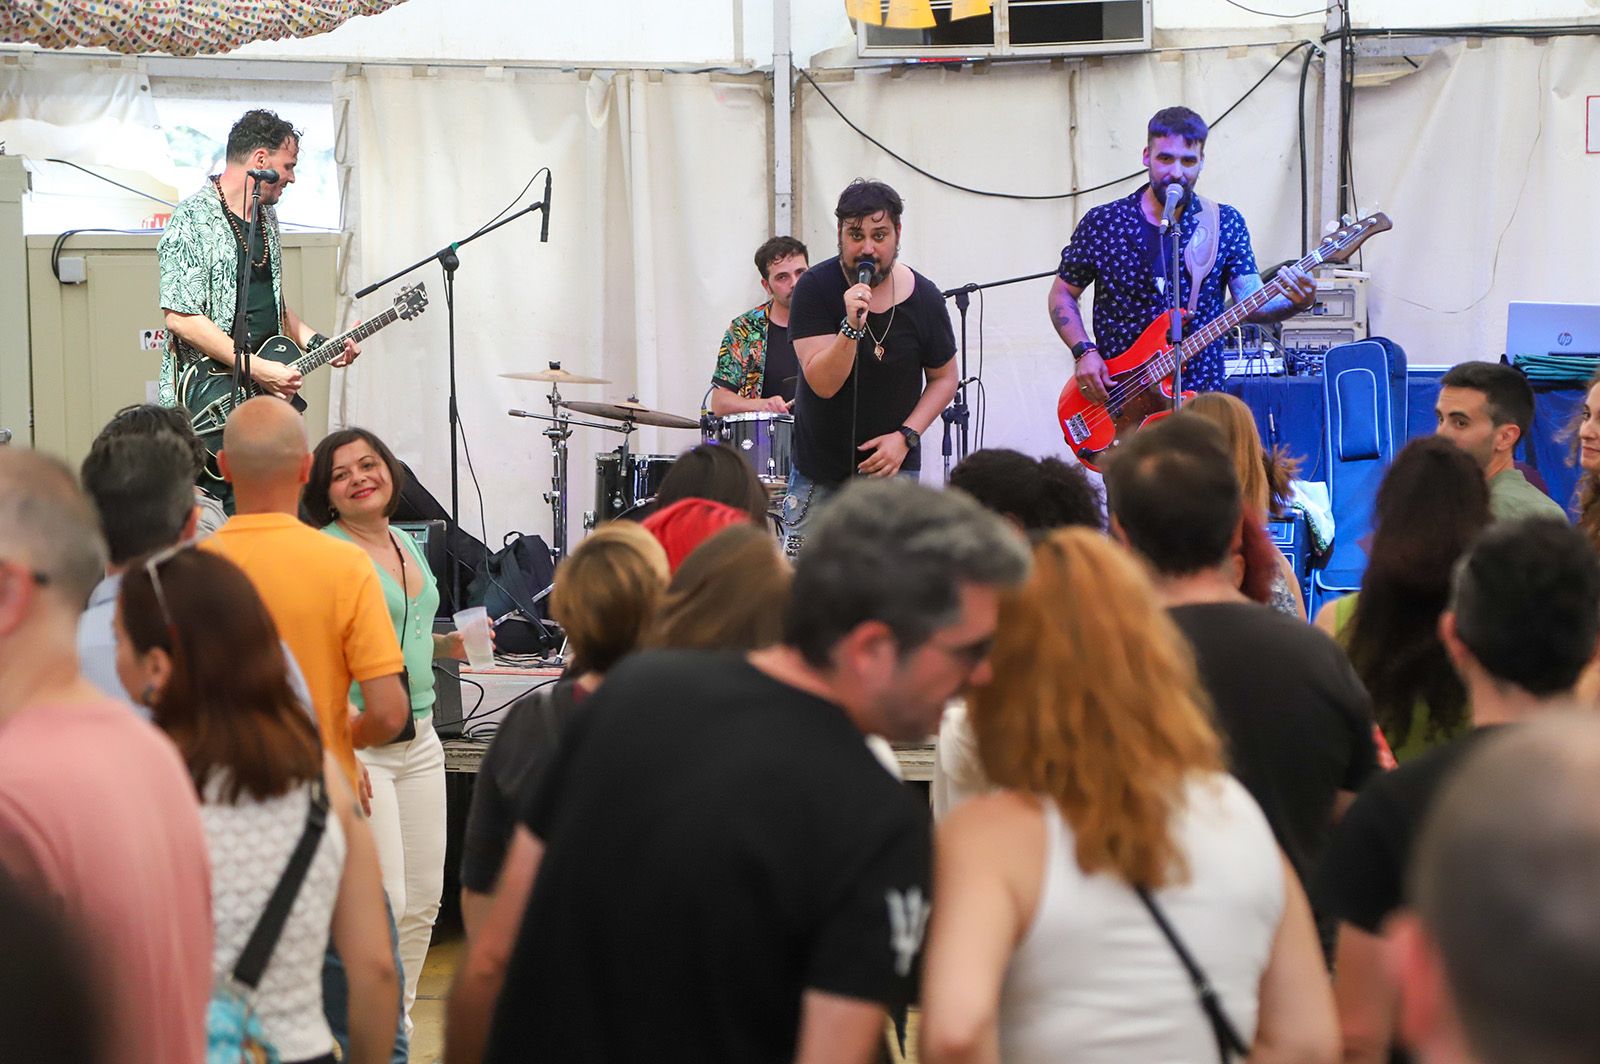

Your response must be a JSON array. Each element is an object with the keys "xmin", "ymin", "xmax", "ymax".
[{"xmin": 213, "ymin": 176, "xmax": 269, "ymax": 270}]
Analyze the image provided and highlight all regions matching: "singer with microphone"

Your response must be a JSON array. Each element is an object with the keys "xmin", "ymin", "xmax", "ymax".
[
  {"xmin": 782, "ymin": 179, "xmax": 959, "ymax": 556},
  {"xmin": 157, "ymin": 109, "xmax": 360, "ymax": 419},
  {"xmin": 1047, "ymin": 105, "xmax": 1316, "ymax": 406}
]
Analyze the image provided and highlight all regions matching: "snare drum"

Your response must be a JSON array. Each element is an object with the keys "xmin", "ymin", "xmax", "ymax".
[
  {"xmin": 711, "ymin": 412, "xmax": 793, "ymax": 485},
  {"xmin": 593, "ymin": 452, "xmax": 675, "ymax": 523}
]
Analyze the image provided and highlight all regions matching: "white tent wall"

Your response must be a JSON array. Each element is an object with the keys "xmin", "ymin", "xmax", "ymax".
[
  {"xmin": 1334, "ymin": 35, "xmax": 1595, "ymax": 366},
  {"xmin": 797, "ymin": 44, "xmax": 1309, "ymax": 462},
  {"xmin": 339, "ymin": 67, "xmax": 769, "ymax": 544}
]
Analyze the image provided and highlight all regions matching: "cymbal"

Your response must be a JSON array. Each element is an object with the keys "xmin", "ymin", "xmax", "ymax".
[
  {"xmin": 500, "ymin": 367, "xmax": 611, "ymax": 385},
  {"xmin": 562, "ymin": 398, "xmax": 700, "ymax": 430}
]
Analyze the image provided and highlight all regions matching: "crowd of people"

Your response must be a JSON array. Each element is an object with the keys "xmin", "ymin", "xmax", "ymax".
[{"xmin": 0, "ymin": 385, "xmax": 1597, "ymax": 1064}]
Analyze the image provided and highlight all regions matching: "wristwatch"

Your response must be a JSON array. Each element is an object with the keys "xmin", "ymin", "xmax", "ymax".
[
  {"xmin": 897, "ymin": 425, "xmax": 921, "ymax": 450},
  {"xmin": 1070, "ymin": 340, "xmax": 1099, "ymax": 358},
  {"xmin": 839, "ymin": 318, "xmax": 866, "ymax": 342}
]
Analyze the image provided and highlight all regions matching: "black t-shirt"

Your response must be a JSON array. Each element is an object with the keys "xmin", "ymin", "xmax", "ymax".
[
  {"xmin": 1168, "ymin": 602, "xmax": 1379, "ymax": 885},
  {"xmin": 226, "ymin": 206, "xmax": 278, "ymax": 351},
  {"xmin": 1314, "ymin": 726, "xmax": 1502, "ymax": 934},
  {"xmin": 483, "ymin": 650, "xmax": 931, "ymax": 1064},
  {"xmin": 788, "ymin": 257, "xmax": 956, "ymax": 485},
  {"xmin": 458, "ymin": 678, "xmax": 584, "ymax": 894},
  {"xmin": 760, "ymin": 320, "xmax": 798, "ymax": 402}
]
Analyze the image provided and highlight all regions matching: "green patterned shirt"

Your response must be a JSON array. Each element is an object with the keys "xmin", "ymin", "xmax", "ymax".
[
  {"xmin": 712, "ymin": 301, "xmax": 772, "ymax": 398},
  {"xmin": 155, "ymin": 180, "xmax": 283, "ymax": 407}
]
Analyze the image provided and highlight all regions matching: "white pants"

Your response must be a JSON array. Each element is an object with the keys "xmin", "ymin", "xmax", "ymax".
[{"xmin": 356, "ymin": 713, "xmax": 446, "ymax": 1032}]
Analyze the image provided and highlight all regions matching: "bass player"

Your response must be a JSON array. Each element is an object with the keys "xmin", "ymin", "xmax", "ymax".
[
  {"xmin": 1048, "ymin": 105, "xmax": 1315, "ymax": 406},
  {"xmin": 158, "ymin": 109, "xmax": 358, "ymax": 505}
]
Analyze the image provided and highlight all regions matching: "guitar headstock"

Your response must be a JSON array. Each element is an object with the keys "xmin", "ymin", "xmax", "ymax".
[
  {"xmin": 396, "ymin": 283, "xmax": 429, "ymax": 319},
  {"xmin": 1315, "ymin": 212, "xmax": 1392, "ymax": 266}
]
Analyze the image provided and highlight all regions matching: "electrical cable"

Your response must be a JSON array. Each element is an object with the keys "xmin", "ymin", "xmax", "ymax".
[
  {"xmin": 798, "ymin": 41, "xmax": 1313, "ymax": 202},
  {"xmin": 1296, "ymin": 42, "xmax": 1319, "ymax": 255},
  {"xmin": 41, "ymin": 156, "xmax": 341, "ymax": 231},
  {"xmin": 1220, "ymin": 0, "xmax": 1329, "ymax": 18},
  {"xmin": 49, "ymin": 227, "xmax": 148, "ymax": 282},
  {"xmin": 471, "ymin": 166, "xmax": 549, "ymax": 240}
]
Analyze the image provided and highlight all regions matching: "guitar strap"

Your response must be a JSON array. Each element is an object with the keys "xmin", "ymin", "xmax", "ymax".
[{"xmin": 1183, "ymin": 194, "xmax": 1222, "ymax": 315}]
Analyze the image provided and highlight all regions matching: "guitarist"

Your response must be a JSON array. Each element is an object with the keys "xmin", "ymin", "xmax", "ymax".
[
  {"xmin": 157, "ymin": 110, "xmax": 359, "ymax": 504},
  {"xmin": 1048, "ymin": 106, "xmax": 1316, "ymax": 406}
]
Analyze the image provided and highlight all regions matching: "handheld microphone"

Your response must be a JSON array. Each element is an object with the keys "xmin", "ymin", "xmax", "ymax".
[
  {"xmin": 246, "ymin": 168, "xmax": 279, "ymax": 184},
  {"xmin": 1160, "ymin": 183, "xmax": 1184, "ymax": 230},
  {"xmin": 540, "ymin": 169, "xmax": 551, "ymax": 243},
  {"xmin": 856, "ymin": 257, "xmax": 877, "ymax": 287}
]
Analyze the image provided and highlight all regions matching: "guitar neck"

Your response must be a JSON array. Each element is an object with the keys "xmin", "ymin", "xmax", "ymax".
[
  {"xmin": 1168, "ymin": 245, "xmax": 1329, "ymax": 370},
  {"xmin": 291, "ymin": 309, "xmax": 401, "ymax": 375}
]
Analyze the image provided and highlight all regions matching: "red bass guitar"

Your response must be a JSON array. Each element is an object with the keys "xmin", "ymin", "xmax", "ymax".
[{"xmin": 1056, "ymin": 212, "xmax": 1392, "ymax": 470}]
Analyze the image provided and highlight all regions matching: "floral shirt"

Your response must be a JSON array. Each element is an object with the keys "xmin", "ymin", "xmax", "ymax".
[
  {"xmin": 712, "ymin": 301, "xmax": 773, "ymax": 398},
  {"xmin": 1057, "ymin": 184, "xmax": 1258, "ymax": 392},
  {"xmin": 155, "ymin": 180, "xmax": 283, "ymax": 407}
]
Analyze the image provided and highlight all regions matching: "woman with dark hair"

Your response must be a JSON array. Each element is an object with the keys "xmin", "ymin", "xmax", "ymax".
[
  {"xmin": 652, "ymin": 441, "xmax": 771, "ymax": 524},
  {"xmin": 1314, "ymin": 436, "xmax": 1492, "ymax": 761},
  {"xmin": 1571, "ymin": 368, "xmax": 1600, "ymax": 547},
  {"xmin": 920, "ymin": 530, "xmax": 1335, "ymax": 1063},
  {"xmin": 459, "ymin": 522, "xmax": 670, "ymax": 934},
  {"xmin": 645, "ymin": 523, "xmax": 791, "ymax": 652},
  {"xmin": 302, "ymin": 427, "xmax": 460, "ymax": 1032},
  {"xmin": 116, "ymin": 548, "xmax": 397, "ymax": 1064},
  {"xmin": 947, "ymin": 447, "xmax": 1103, "ymax": 534}
]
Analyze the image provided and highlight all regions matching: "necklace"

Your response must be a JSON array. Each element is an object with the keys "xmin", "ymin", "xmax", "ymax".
[
  {"xmin": 864, "ymin": 268, "xmax": 897, "ymax": 362},
  {"xmin": 214, "ymin": 177, "xmax": 269, "ymax": 270}
]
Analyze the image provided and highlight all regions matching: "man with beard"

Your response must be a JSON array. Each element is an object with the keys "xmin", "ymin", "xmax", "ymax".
[
  {"xmin": 709, "ymin": 236, "xmax": 810, "ymax": 415},
  {"xmin": 780, "ymin": 179, "xmax": 959, "ymax": 555},
  {"xmin": 1049, "ymin": 106, "xmax": 1316, "ymax": 404}
]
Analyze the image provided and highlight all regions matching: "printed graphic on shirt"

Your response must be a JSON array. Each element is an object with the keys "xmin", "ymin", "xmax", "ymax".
[{"xmin": 886, "ymin": 886, "xmax": 931, "ymax": 977}]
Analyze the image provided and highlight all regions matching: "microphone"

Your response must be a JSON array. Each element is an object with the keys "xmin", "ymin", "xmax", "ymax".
[
  {"xmin": 1160, "ymin": 183, "xmax": 1183, "ymax": 230},
  {"xmin": 856, "ymin": 257, "xmax": 876, "ymax": 286},
  {"xmin": 246, "ymin": 168, "xmax": 279, "ymax": 184},
  {"xmin": 540, "ymin": 169, "xmax": 551, "ymax": 243}
]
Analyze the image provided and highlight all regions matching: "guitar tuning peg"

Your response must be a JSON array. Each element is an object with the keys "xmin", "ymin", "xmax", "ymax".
[
  {"xmin": 1341, "ymin": 213, "xmax": 1354, "ymax": 226},
  {"xmin": 1324, "ymin": 219, "xmax": 1340, "ymax": 235}
]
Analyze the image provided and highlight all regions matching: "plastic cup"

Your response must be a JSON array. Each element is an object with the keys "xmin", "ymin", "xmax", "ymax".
[{"xmin": 452, "ymin": 606, "xmax": 496, "ymax": 670}]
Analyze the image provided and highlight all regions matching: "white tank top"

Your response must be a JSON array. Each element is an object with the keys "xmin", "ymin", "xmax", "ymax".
[
  {"xmin": 999, "ymin": 774, "xmax": 1283, "ymax": 1064},
  {"xmin": 203, "ymin": 776, "xmax": 347, "ymax": 1063}
]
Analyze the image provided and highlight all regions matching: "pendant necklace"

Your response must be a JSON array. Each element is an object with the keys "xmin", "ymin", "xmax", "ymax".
[{"xmin": 864, "ymin": 269, "xmax": 897, "ymax": 362}]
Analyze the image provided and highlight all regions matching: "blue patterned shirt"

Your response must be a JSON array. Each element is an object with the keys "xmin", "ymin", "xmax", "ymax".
[{"xmin": 1057, "ymin": 185, "xmax": 1259, "ymax": 393}]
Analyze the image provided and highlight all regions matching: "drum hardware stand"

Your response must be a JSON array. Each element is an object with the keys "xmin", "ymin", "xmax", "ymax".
[
  {"xmin": 357, "ymin": 184, "xmax": 552, "ymax": 610},
  {"xmin": 508, "ymin": 408, "xmax": 635, "ymax": 539},
  {"xmin": 940, "ymin": 270, "xmax": 1057, "ymax": 480}
]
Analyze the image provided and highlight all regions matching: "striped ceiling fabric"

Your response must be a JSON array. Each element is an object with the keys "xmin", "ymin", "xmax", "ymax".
[
  {"xmin": 846, "ymin": 0, "xmax": 992, "ymax": 28},
  {"xmin": 0, "ymin": 0, "xmax": 409, "ymax": 56}
]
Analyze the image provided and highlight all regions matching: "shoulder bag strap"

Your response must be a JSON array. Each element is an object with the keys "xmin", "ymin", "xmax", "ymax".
[
  {"xmin": 1134, "ymin": 885, "xmax": 1251, "ymax": 1063},
  {"xmin": 232, "ymin": 779, "xmax": 331, "ymax": 990}
]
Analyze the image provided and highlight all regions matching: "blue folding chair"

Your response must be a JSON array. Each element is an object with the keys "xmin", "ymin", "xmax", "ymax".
[{"xmin": 1312, "ymin": 339, "xmax": 1407, "ymax": 617}]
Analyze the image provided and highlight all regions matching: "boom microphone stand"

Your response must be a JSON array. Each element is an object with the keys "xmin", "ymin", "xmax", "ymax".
[
  {"xmin": 356, "ymin": 174, "xmax": 552, "ymax": 609},
  {"xmin": 940, "ymin": 270, "xmax": 1057, "ymax": 480},
  {"xmin": 230, "ymin": 172, "xmax": 271, "ymax": 408}
]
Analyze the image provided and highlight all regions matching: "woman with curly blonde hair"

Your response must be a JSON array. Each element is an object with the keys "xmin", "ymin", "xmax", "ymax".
[{"xmin": 920, "ymin": 530, "xmax": 1336, "ymax": 1064}]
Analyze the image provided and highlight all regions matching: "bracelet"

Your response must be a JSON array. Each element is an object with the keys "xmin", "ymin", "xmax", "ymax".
[
  {"xmin": 839, "ymin": 318, "xmax": 866, "ymax": 342},
  {"xmin": 309, "ymin": 332, "xmax": 331, "ymax": 350}
]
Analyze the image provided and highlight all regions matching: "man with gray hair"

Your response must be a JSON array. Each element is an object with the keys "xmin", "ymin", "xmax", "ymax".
[
  {"xmin": 448, "ymin": 478, "xmax": 1030, "ymax": 1064},
  {"xmin": 0, "ymin": 449, "xmax": 212, "ymax": 1064},
  {"xmin": 1391, "ymin": 713, "xmax": 1600, "ymax": 1064}
]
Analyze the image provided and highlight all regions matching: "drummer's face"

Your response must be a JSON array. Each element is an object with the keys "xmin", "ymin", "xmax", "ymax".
[
  {"xmin": 760, "ymin": 253, "xmax": 808, "ymax": 312},
  {"xmin": 838, "ymin": 211, "xmax": 899, "ymax": 287}
]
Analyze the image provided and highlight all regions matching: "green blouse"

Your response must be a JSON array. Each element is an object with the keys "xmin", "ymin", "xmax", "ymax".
[
  {"xmin": 324, "ymin": 523, "xmax": 440, "ymax": 718},
  {"xmin": 1331, "ymin": 592, "xmax": 1464, "ymax": 762}
]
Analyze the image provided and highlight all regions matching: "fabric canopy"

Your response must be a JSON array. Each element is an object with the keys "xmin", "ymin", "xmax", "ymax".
[{"xmin": 0, "ymin": 0, "xmax": 409, "ymax": 56}]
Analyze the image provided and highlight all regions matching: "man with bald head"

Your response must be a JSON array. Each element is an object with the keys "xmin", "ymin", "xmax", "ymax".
[
  {"xmin": 205, "ymin": 397, "xmax": 408, "ymax": 783},
  {"xmin": 0, "ymin": 449, "xmax": 212, "ymax": 1064},
  {"xmin": 1393, "ymin": 713, "xmax": 1600, "ymax": 1064}
]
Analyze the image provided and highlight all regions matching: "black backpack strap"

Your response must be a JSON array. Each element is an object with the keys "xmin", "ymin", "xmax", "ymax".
[
  {"xmin": 1135, "ymin": 885, "xmax": 1252, "ymax": 1063},
  {"xmin": 232, "ymin": 779, "xmax": 331, "ymax": 990}
]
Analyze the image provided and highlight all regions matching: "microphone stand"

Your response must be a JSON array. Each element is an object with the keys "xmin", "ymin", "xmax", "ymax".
[
  {"xmin": 229, "ymin": 173, "xmax": 270, "ymax": 410},
  {"xmin": 939, "ymin": 269, "xmax": 1056, "ymax": 479},
  {"xmin": 355, "ymin": 195, "xmax": 550, "ymax": 611},
  {"xmin": 1164, "ymin": 197, "xmax": 1184, "ymax": 412}
]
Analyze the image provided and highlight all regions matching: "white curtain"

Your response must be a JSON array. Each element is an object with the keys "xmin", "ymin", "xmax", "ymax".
[{"xmin": 337, "ymin": 66, "xmax": 769, "ymax": 549}]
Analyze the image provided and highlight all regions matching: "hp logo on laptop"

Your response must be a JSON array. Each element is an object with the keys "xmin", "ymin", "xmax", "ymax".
[{"xmin": 1560, "ymin": 332, "xmax": 1573, "ymax": 346}]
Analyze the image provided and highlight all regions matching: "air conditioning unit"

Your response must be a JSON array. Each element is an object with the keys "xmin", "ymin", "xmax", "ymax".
[{"xmin": 858, "ymin": 0, "xmax": 1151, "ymax": 59}]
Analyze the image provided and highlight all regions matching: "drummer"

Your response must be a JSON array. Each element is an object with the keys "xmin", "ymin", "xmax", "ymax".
[{"xmin": 708, "ymin": 236, "xmax": 809, "ymax": 416}]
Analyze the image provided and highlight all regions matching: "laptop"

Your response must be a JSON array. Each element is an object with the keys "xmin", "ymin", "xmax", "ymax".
[{"xmin": 1506, "ymin": 301, "xmax": 1600, "ymax": 358}]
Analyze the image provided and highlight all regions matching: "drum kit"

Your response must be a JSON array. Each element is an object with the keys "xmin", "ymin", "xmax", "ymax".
[{"xmin": 505, "ymin": 362, "xmax": 793, "ymax": 560}]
